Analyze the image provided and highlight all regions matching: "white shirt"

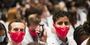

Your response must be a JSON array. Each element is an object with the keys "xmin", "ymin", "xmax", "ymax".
[
  {"xmin": 46, "ymin": 25, "xmax": 77, "ymax": 45},
  {"xmin": 22, "ymin": 27, "xmax": 33, "ymax": 45},
  {"xmin": 81, "ymin": 37, "xmax": 89, "ymax": 45},
  {"xmin": 44, "ymin": 15, "xmax": 77, "ymax": 45},
  {"xmin": 76, "ymin": 8, "xmax": 87, "ymax": 26}
]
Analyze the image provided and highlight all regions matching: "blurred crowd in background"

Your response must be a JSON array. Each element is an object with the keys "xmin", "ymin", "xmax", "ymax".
[{"xmin": 0, "ymin": 0, "xmax": 90, "ymax": 45}]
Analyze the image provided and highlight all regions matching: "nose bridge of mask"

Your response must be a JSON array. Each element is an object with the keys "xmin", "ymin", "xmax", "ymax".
[
  {"xmin": 18, "ymin": 31, "xmax": 25, "ymax": 35},
  {"xmin": 15, "ymin": 31, "xmax": 24, "ymax": 37},
  {"xmin": 61, "ymin": 27, "xmax": 66, "ymax": 31}
]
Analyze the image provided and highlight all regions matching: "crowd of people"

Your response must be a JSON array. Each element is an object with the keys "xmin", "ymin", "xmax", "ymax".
[{"xmin": 0, "ymin": 0, "xmax": 90, "ymax": 45}]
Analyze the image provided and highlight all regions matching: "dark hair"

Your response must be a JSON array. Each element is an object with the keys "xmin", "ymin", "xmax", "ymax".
[
  {"xmin": 74, "ymin": 7, "xmax": 90, "ymax": 45},
  {"xmin": 52, "ymin": 9, "xmax": 70, "ymax": 23},
  {"xmin": 87, "ymin": 8, "xmax": 90, "ymax": 23},
  {"xmin": 74, "ymin": 0, "xmax": 87, "ymax": 7},
  {"xmin": 49, "ymin": 0, "xmax": 63, "ymax": 5},
  {"xmin": 8, "ymin": 19, "xmax": 26, "ymax": 31},
  {"xmin": 25, "ymin": 6, "xmax": 42, "ymax": 16},
  {"xmin": 74, "ymin": 21, "xmax": 90, "ymax": 45},
  {"xmin": 25, "ymin": 4, "xmax": 43, "ymax": 22},
  {"xmin": 82, "ymin": 8, "xmax": 90, "ymax": 35},
  {"xmin": 83, "ymin": 22, "xmax": 90, "ymax": 35},
  {"xmin": 74, "ymin": 25, "xmax": 89, "ymax": 45}
]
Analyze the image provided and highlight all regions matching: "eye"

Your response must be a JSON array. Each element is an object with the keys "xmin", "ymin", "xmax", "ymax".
[
  {"xmin": 20, "ymin": 29, "xmax": 24, "ymax": 32},
  {"xmin": 13, "ymin": 28, "xmax": 18, "ymax": 31},
  {"xmin": 57, "ymin": 22, "xmax": 63, "ymax": 25},
  {"xmin": 13, "ymin": 28, "xmax": 24, "ymax": 32},
  {"xmin": 64, "ymin": 22, "xmax": 70, "ymax": 25}
]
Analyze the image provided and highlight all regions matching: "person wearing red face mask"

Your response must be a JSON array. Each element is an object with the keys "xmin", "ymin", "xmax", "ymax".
[
  {"xmin": 46, "ymin": 10, "xmax": 77, "ymax": 45},
  {"xmin": 27, "ymin": 14, "xmax": 47, "ymax": 45},
  {"xmin": 7, "ymin": 19, "xmax": 26, "ymax": 45},
  {"xmin": 53, "ymin": 10, "xmax": 70, "ymax": 45}
]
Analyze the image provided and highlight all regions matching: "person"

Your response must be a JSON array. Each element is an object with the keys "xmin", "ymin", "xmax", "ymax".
[
  {"xmin": 5, "ymin": 7, "xmax": 24, "ymax": 42},
  {"xmin": 7, "ymin": 19, "xmax": 26, "ymax": 45},
  {"xmin": 27, "ymin": 14, "xmax": 47, "ymax": 45},
  {"xmin": 0, "ymin": 22, "xmax": 8, "ymax": 45},
  {"xmin": 75, "ymin": 0, "xmax": 88, "ymax": 26},
  {"xmin": 74, "ymin": 24, "xmax": 89, "ymax": 45},
  {"xmin": 21, "ymin": 3, "xmax": 43, "ymax": 45},
  {"xmin": 74, "ymin": 8, "xmax": 90, "ymax": 45},
  {"xmin": 28, "ymin": 14, "xmax": 41, "ymax": 41},
  {"xmin": 46, "ymin": 10, "xmax": 77, "ymax": 45}
]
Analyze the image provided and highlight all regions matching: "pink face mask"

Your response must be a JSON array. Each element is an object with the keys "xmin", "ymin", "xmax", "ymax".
[
  {"xmin": 9, "ymin": 31, "xmax": 25, "ymax": 43},
  {"xmin": 53, "ymin": 24, "xmax": 69, "ymax": 39},
  {"xmin": 29, "ymin": 28, "xmax": 37, "ymax": 38}
]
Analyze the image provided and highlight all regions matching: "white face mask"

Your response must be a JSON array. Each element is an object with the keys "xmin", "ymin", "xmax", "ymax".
[{"xmin": 0, "ymin": 35, "xmax": 5, "ymax": 42}]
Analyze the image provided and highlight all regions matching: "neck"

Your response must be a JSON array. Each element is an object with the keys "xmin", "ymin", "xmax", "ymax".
[{"xmin": 10, "ymin": 41, "xmax": 22, "ymax": 45}]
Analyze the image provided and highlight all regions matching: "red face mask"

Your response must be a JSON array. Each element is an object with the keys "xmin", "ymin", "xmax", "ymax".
[
  {"xmin": 53, "ymin": 24, "xmax": 69, "ymax": 39},
  {"xmin": 29, "ymin": 30, "xmax": 37, "ymax": 38},
  {"xmin": 29, "ymin": 28, "xmax": 38, "ymax": 41},
  {"xmin": 9, "ymin": 32, "xmax": 25, "ymax": 43},
  {"xmin": 29, "ymin": 28, "xmax": 37, "ymax": 38}
]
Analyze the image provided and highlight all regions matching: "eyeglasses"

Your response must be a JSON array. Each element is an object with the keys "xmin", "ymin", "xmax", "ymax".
[
  {"xmin": 57, "ymin": 21, "xmax": 70, "ymax": 25},
  {"xmin": 13, "ymin": 28, "xmax": 24, "ymax": 32}
]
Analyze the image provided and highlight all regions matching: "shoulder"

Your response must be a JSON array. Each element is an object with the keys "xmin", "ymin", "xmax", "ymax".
[{"xmin": 81, "ymin": 37, "xmax": 90, "ymax": 45}]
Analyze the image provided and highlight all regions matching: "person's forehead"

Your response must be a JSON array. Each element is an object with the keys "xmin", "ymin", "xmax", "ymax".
[
  {"xmin": 11, "ymin": 22, "xmax": 25, "ymax": 28},
  {"xmin": 57, "ymin": 16, "xmax": 69, "ymax": 21}
]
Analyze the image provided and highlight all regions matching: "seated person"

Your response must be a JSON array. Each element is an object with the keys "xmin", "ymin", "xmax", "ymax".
[
  {"xmin": 0, "ymin": 22, "xmax": 8, "ymax": 45},
  {"xmin": 47, "ymin": 10, "xmax": 77, "ymax": 45},
  {"xmin": 7, "ymin": 19, "xmax": 26, "ymax": 45}
]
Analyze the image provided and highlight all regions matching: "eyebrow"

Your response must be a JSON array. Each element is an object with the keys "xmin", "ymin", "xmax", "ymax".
[{"xmin": 57, "ymin": 21, "xmax": 70, "ymax": 24}]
